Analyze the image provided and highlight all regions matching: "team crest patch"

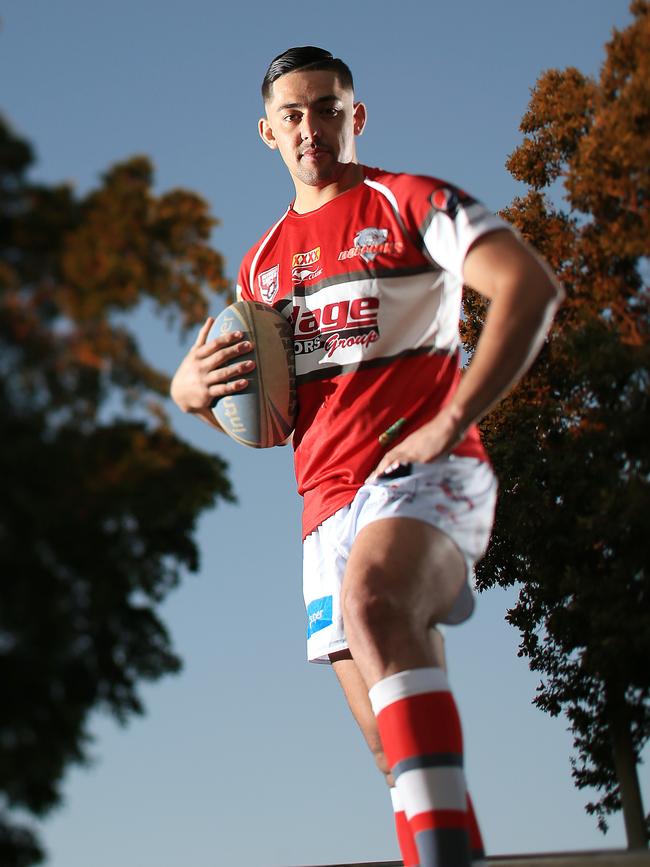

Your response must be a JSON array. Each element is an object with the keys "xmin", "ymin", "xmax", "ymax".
[{"xmin": 258, "ymin": 265, "xmax": 280, "ymax": 303}]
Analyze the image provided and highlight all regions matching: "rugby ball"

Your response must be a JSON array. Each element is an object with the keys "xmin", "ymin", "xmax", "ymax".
[{"xmin": 209, "ymin": 301, "xmax": 297, "ymax": 448}]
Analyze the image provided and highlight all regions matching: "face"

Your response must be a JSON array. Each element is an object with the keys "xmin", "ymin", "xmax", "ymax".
[{"xmin": 259, "ymin": 69, "xmax": 366, "ymax": 188}]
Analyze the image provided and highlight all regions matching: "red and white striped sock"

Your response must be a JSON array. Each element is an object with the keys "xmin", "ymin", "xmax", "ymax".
[
  {"xmin": 370, "ymin": 667, "xmax": 472, "ymax": 867},
  {"xmin": 391, "ymin": 788, "xmax": 485, "ymax": 866},
  {"xmin": 467, "ymin": 793, "xmax": 486, "ymax": 865},
  {"xmin": 391, "ymin": 786, "xmax": 420, "ymax": 866}
]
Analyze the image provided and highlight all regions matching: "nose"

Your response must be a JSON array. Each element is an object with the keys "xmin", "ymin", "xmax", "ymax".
[{"xmin": 300, "ymin": 110, "xmax": 320, "ymax": 142}]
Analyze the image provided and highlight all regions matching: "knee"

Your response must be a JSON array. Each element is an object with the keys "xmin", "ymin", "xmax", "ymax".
[{"xmin": 341, "ymin": 577, "xmax": 405, "ymax": 639}]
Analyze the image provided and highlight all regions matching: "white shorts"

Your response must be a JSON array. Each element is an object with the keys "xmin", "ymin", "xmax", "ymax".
[{"xmin": 302, "ymin": 456, "xmax": 498, "ymax": 663}]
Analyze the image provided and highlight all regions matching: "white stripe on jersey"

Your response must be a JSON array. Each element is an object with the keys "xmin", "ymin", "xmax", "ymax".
[
  {"xmin": 248, "ymin": 207, "xmax": 290, "ymax": 293},
  {"xmin": 363, "ymin": 178, "xmax": 411, "ymax": 239},
  {"xmin": 291, "ymin": 270, "xmax": 460, "ymax": 377}
]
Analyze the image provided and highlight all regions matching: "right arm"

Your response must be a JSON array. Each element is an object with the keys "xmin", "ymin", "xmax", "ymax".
[{"xmin": 170, "ymin": 316, "xmax": 256, "ymax": 431}]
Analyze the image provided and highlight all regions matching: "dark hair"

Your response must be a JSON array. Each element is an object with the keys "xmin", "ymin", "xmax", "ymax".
[{"xmin": 261, "ymin": 46, "xmax": 354, "ymax": 102}]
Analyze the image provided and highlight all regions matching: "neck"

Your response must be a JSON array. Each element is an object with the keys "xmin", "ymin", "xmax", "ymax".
[{"xmin": 292, "ymin": 163, "xmax": 364, "ymax": 214}]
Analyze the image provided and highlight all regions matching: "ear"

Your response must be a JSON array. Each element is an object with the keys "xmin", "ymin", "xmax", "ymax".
[
  {"xmin": 259, "ymin": 117, "xmax": 278, "ymax": 150},
  {"xmin": 353, "ymin": 101, "xmax": 367, "ymax": 136}
]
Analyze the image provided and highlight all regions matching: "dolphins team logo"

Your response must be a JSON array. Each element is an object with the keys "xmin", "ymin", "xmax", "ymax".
[
  {"xmin": 338, "ymin": 226, "xmax": 402, "ymax": 262},
  {"xmin": 353, "ymin": 227, "xmax": 389, "ymax": 262}
]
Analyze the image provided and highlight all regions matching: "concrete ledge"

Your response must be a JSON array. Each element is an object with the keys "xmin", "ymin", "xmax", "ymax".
[{"xmin": 301, "ymin": 851, "xmax": 650, "ymax": 867}]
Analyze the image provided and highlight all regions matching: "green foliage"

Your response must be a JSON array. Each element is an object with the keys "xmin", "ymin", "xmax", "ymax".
[
  {"xmin": 462, "ymin": 1, "xmax": 649, "ymax": 843},
  {"xmin": 0, "ymin": 117, "xmax": 233, "ymax": 864},
  {"xmin": 0, "ymin": 817, "xmax": 44, "ymax": 867}
]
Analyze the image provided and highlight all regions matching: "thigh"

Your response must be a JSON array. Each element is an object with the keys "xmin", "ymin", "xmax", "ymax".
[
  {"xmin": 341, "ymin": 517, "xmax": 465, "ymax": 684},
  {"xmin": 344, "ymin": 457, "xmax": 497, "ymax": 628},
  {"xmin": 345, "ymin": 515, "xmax": 467, "ymax": 631}
]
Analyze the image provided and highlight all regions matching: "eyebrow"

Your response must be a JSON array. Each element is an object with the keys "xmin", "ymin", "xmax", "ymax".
[{"xmin": 276, "ymin": 94, "xmax": 342, "ymax": 111}]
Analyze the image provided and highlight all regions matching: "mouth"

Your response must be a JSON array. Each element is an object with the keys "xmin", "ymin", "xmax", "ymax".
[{"xmin": 299, "ymin": 146, "xmax": 331, "ymax": 161}]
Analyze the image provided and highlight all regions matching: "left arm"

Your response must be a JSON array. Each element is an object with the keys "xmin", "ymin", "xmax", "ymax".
[{"xmin": 370, "ymin": 230, "xmax": 564, "ymax": 478}]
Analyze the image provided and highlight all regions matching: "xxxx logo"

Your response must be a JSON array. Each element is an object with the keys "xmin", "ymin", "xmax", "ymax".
[
  {"xmin": 292, "ymin": 247, "xmax": 320, "ymax": 267},
  {"xmin": 292, "ymin": 246, "xmax": 323, "ymax": 285}
]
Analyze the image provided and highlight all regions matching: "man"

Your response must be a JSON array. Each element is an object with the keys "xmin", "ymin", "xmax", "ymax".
[{"xmin": 171, "ymin": 46, "xmax": 563, "ymax": 867}]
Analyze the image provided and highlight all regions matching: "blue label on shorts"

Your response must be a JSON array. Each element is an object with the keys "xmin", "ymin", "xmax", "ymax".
[{"xmin": 307, "ymin": 595, "xmax": 333, "ymax": 638}]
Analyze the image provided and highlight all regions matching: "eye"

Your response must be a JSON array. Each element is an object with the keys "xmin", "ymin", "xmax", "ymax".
[
  {"xmin": 283, "ymin": 113, "xmax": 300, "ymax": 123},
  {"xmin": 321, "ymin": 107, "xmax": 340, "ymax": 117}
]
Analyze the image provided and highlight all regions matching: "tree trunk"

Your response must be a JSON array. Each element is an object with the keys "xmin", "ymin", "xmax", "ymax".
[{"xmin": 607, "ymin": 688, "xmax": 648, "ymax": 849}]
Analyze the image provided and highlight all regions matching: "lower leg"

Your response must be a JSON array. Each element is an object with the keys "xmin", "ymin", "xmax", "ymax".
[
  {"xmin": 369, "ymin": 666, "xmax": 472, "ymax": 866},
  {"xmin": 391, "ymin": 786, "xmax": 421, "ymax": 867},
  {"xmin": 392, "ymin": 789, "xmax": 485, "ymax": 867},
  {"xmin": 467, "ymin": 794, "xmax": 486, "ymax": 865},
  {"xmin": 332, "ymin": 630, "xmax": 485, "ymax": 866},
  {"xmin": 341, "ymin": 520, "xmax": 479, "ymax": 866}
]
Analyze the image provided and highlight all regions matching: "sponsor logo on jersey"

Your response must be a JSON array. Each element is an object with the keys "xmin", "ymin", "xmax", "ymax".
[
  {"xmin": 307, "ymin": 595, "xmax": 333, "ymax": 638},
  {"xmin": 338, "ymin": 226, "xmax": 404, "ymax": 262},
  {"xmin": 292, "ymin": 296, "xmax": 380, "ymax": 358},
  {"xmin": 292, "ymin": 265, "xmax": 323, "ymax": 284},
  {"xmin": 292, "ymin": 247, "xmax": 321, "ymax": 267},
  {"xmin": 292, "ymin": 247, "xmax": 323, "ymax": 285},
  {"xmin": 258, "ymin": 264, "xmax": 280, "ymax": 303}
]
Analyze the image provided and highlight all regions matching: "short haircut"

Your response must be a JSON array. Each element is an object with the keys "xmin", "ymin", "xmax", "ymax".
[{"xmin": 261, "ymin": 46, "xmax": 354, "ymax": 102}]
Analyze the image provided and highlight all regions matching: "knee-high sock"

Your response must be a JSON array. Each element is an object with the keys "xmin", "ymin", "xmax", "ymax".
[
  {"xmin": 391, "ymin": 788, "xmax": 485, "ymax": 867},
  {"xmin": 391, "ymin": 786, "xmax": 420, "ymax": 866},
  {"xmin": 370, "ymin": 668, "xmax": 472, "ymax": 867},
  {"xmin": 467, "ymin": 793, "xmax": 485, "ymax": 865}
]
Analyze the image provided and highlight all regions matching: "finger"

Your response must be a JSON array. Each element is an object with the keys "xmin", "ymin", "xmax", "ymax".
[
  {"xmin": 201, "ymin": 341, "xmax": 254, "ymax": 372},
  {"xmin": 206, "ymin": 358, "xmax": 256, "ymax": 384},
  {"xmin": 194, "ymin": 317, "xmax": 216, "ymax": 348},
  {"xmin": 209, "ymin": 377, "xmax": 250, "ymax": 398},
  {"xmin": 367, "ymin": 454, "xmax": 401, "ymax": 483},
  {"xmin": 196, "ymin": 332, "xmax": 249, "ymax": 361}
]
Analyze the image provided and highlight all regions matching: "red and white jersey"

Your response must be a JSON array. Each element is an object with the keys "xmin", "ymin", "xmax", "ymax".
[{"xmin": 236, "ymin": 166, "xmax": 512, "ymax": 538}]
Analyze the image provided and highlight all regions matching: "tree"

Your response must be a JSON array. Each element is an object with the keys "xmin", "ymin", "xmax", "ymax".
[
  {"xmin": 462, "ymin": 1, "xmax": 650, "ymax": 848},
  {"xmin": 0, "ymin": 118, "xmax": 233, "ymax": 864}
]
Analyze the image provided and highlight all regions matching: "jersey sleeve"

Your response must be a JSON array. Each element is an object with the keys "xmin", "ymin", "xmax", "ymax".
[
  {"xmin": 372, "ymin": 170, "xmax": 513, "ymax": 282},
  {"xmin": 417, "ymin": 183, "xmax": 512, "ymax": 280}
]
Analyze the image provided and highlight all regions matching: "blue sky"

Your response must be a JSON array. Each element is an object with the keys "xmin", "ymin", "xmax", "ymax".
[{"xmin": 2, "ymin": 1, "xmax": 646, "ymax": 865}]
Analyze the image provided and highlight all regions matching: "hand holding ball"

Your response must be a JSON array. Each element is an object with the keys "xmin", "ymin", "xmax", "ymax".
[{"xmin": 209, "ymin": 301, "xmax": 296, "ymax": 448}]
